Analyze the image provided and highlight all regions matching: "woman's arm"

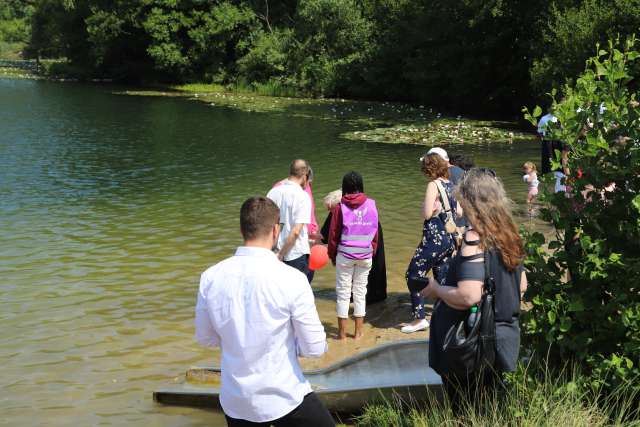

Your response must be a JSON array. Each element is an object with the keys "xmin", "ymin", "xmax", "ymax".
[
  {"xmin": 520, "ymin": 270, "xmax": 528, "ymax": 298},
  {"xmin": 433, "ymin": 279, "xmax": 483, "ymax": 310},
  {"xmin": 422, "ymin": 181, "xmax": 438, "ymax": 220},
  {"xmin": 456, "ymin": 203, "xmax": 463, "ymax": 220}
]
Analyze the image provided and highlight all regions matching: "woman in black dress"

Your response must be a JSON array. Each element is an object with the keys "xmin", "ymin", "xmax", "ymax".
[{"xmin": 421, "ymin": 168, "xmax": 528, "ymax": 407}]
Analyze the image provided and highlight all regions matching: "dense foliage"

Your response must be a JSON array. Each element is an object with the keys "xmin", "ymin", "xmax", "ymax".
[
  {"xmin": 1, "ymin": 0, "xmax": 635, "ymax": 113},
  {"xmin": 0, "ymin": 0, "xmax": 33, "ymax": 57},
  {"xmin": 523, "ymin": 38, "xmax": 640, "ymax": 390}
]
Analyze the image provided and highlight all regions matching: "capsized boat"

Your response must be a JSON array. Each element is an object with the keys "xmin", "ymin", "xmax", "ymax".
[{"xmin": 153, "ymin": 339, "xmax": 443, "ymax": 413}]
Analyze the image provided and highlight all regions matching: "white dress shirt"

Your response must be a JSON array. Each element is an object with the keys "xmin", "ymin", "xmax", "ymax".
[
  {"xmin": 266, "ymin": 180, "xmax": 311, "ymax": 261},
  {"xmin": 537, "ymin": 113, "xmax": 558, "ymax": 136},
  {"xmin": 195, "ymin": 246, "xmax": 327, "ymax": 422}
]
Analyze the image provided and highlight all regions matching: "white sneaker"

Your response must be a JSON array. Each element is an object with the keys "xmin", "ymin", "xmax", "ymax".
[{"xmin": 401, "ymin": 319, "xmax": 430, "ymax": 333}]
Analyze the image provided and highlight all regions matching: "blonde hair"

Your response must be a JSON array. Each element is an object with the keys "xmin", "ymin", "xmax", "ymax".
[
  {"xmin": 523, "ymin": 161, "xmax": 537, "ymax": 172},
  {"xmin": 323, "ymin": 189, "xmax": 342, "ymax": 209},
  {"xmin": 455, "ymin": 169, "xmax": 525, "ymax": 270}
]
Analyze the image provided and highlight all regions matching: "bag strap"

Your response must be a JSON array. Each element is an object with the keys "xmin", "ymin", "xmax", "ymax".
[
  {"xmin": 483, "ymin": 249, "xmax": 496, "ymax": 296},
  {"xmin": 434, "ymin": 179, "xmax": 452, "ymax": 214}
]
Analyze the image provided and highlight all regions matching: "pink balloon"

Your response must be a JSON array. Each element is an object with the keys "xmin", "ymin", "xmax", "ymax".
[{"xmin": 309, "ymin": 245, "xmax": 329, "ymax": 270}]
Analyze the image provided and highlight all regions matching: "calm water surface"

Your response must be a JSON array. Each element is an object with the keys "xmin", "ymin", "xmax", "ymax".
[{"xmin": 0, "ymin": 78, "xmax": 540, "ymax": 426}]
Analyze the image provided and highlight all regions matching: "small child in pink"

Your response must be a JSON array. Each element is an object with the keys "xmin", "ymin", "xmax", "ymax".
[{"xmin": 523, "ymin": 161, "xmax": 539, "ymax": 211}]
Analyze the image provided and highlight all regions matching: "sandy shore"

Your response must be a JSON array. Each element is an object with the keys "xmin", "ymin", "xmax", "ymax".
[{"xmin": 300, "ymin": 292, "xmax": 430, "ymax": 370}]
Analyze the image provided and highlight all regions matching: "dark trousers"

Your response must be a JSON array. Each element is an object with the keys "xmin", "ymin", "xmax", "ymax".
[
  {"xmin": 284, "ymin": 254, "xmax": 314, "ymax": 283},
  {"xmin": 225, "ymin": 392, "xmax": 334, "ymax": 427}
]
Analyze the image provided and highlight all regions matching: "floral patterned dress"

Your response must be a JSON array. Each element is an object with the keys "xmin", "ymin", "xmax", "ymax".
[{"xmin": 405, "ymin": 180, "xmax": 457, "ymax": 319}]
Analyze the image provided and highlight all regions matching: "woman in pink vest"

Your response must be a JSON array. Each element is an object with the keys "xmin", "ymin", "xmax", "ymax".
[{"xmin": 327, "ymin": 171, "xmax": 379, "ymax": 340}]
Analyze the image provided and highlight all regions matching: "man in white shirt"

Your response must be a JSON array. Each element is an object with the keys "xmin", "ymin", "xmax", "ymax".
[
  {"xmin": 266, "ymin": 159, "xmax": 313, "ymax": 282},
  {"xmin": 195, "ymin": 196, "xmax": 333, "ymax": 426},
  {"xmin": 537, "ymin": 112, "xmax": 569, "ymax": 193}
]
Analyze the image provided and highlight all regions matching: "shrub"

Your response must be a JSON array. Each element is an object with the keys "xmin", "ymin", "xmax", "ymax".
[
  {"xmin": 237, "ymin": 28, "xmax": 293, "ymax": 84},
  {"xmin": 290, "ymin": 0, "xmax": 373, "ymax": 97},
  {"xmin": 522, "ymin": 37, "xmax": 640, "ymax": 391}
]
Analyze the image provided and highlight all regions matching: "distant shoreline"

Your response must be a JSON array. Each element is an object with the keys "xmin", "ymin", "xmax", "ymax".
[{"xmin": 1, "ymin": 59, "xmax": 534, "ymax": 147}]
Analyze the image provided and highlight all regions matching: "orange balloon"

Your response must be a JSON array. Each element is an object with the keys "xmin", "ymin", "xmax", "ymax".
[{"xmin": 309, "ymin": 245, "xmax": 329, "ymax": 270}]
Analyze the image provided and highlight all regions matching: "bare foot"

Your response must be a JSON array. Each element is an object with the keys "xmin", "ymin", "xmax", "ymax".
[{"xmin": 354, "ymin": 332, "xmax": 363, "ymax": 340}]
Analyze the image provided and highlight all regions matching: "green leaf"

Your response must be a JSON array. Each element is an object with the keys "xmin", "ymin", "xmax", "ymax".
[
  {"xmin": 633, "ymin": 195, "xmax": 640, "ymax": 213},
  {"xmin": 548, "ymin": 311, "xmax": 557, "ymax": 324},
  {"xmin": 568, "ymin": 300, "xmax": 584, "ymax": 312},
  {"xmin": 532, "ymin": 105, "xmax": 542, "ymax": 118}
]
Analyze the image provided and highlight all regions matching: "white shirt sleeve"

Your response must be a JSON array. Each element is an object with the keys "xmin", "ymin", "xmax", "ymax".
[
  {"xmin": 293, "ymin": 192, "xmax": 311, "ymax": 225},
  {"xmin": 289, "ymin": 277, "xmax": 327, "ymax": 358},
  {"xmin": 194, "ymin": 274, "xmax": 221, "ymax": 348}
]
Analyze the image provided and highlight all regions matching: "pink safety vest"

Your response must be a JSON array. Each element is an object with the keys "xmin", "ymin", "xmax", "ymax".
[{"xmin": 338, "ymin": 198, "xmax": 378, "ymax": 260}]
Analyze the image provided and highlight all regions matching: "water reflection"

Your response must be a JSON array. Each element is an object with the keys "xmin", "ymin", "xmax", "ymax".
[{"xmin": 0, "ymin": 78, "xmax": 543, "ymax": 426}]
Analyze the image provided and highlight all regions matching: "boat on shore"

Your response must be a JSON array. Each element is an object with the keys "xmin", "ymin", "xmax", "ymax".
[{"xmin": 154, "ymin": 339, "xmax": 443, "ymax": 414}]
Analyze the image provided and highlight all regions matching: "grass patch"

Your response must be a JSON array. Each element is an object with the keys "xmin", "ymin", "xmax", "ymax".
[
  {"xmin": 171, "ymin": 82, "xmax": 226, "ymax": 93},
  {"xmin": 0, "ymin": 41, "xmax": 25, "ymax": 60},
  {"xmin": 173, "ymin": 79, "xmax": 301, "ymax": 98},
  {"xmin": 354, "ymin": 365, "xmax": 639, "ymax": 427}
]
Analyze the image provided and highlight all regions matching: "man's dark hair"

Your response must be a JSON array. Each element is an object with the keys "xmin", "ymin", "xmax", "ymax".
[
  {"xmin": 342, "ymin": 171, "xmax": 364, "ymax": 195},
  {"xmin": 289, "ymin": 159, "xmax": 309, "ymax": 179},
  {"xmin": 449, "ymin": 154, "xmax": 475, "ymax": 171},
  {"xmin": 240, "ymin": 196, "xmax": 280, "ymax": 241}
]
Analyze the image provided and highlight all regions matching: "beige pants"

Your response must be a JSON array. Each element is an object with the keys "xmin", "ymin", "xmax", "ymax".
[{"xmin": 335, "ymin": 253, "xmax": 372, "ymax": 318}]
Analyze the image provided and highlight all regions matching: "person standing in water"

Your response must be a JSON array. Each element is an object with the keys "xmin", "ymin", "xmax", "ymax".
[
  {"xmin": 522, "ymin": 161, "xmax": 539, "ymax": 213},
  {"xmin": 327, "ymin": 172, "xmax": 379, "ymax": 340}
]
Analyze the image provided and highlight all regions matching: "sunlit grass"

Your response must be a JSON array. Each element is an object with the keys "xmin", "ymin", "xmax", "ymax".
[
  {"xmin": 171, "ymin": 82, "xmax": 226, "ymax": 93},
  {"xmin": 173, "ymin": 79, "xmax": 300, "ymax": 98},
  {"xmin": 354, "ymin": 365, "xmax": 640, "ymax": 427}
]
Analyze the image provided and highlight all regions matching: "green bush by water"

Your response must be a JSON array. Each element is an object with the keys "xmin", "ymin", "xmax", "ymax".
[{"xmin": 522, "ymin": 38, "xmax": 640, "ymax": 391}]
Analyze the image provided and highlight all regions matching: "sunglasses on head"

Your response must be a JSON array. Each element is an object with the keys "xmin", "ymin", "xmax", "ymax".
[{"xmin": 476, "ymin": 167, "xmax": 497, "ymax": 178}]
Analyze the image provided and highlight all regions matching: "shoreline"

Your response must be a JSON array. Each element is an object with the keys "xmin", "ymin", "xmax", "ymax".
[{"xmin": 1, "ymin": 60, "xmax": 534, "ymax": 147}]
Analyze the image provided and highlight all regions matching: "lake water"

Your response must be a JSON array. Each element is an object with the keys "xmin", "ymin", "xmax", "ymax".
[{"xmin": 0, "ymin": 78, "xmax": 541, "ymax": 426}]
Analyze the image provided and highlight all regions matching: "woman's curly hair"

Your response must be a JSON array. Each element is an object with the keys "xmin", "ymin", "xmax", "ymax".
[{"xmin": 421, "ymin": 153, "xmax": 449, "ymax": 179}]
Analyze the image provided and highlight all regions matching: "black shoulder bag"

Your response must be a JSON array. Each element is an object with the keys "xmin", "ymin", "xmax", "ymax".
[{"xmin": 441, "ymin": 250, "xmax": 497, "ymax": 377}]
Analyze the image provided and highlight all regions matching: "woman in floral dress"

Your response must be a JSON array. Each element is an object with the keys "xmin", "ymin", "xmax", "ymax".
[{"xmin": 402, "ymin": 151, "xmax": 458, "ymax": 333}]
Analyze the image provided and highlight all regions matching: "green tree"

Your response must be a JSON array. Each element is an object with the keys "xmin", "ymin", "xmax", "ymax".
[
  {"xmin": 290, "ymin": 0, "xmax": 373, "ymax": 96},
  {"xmin": 523, "ymin": 38, "xmax": 640, "ymax": 389},
  {"xmin": 531, "ymin": 0, "xmax": 640, "ymax": 95}
]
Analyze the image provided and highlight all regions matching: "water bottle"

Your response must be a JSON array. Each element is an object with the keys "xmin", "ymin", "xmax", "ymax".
[{"xmin": 466, "ymin": 305, "xmax": 480, "ymax": 334}]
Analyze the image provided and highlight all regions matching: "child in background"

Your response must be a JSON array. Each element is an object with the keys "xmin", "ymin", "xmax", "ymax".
[
  {"xmin": 327, "ymin": 172, "xmax": 379, "ymax": 340},
  {"xmin": 523, "ymin": 161, "xmax": 539, "ymax": 212}
]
